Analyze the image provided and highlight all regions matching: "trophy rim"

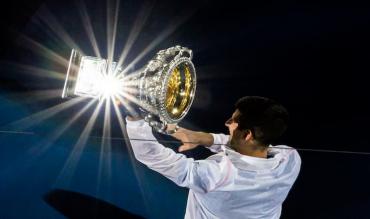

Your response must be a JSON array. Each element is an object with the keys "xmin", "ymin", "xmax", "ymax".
[{"xmin": 159, "ymin": 57, "xmax": 197, "ymax": 124}]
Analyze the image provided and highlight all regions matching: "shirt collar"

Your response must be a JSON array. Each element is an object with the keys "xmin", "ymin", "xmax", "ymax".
[{"xmin": 223, "ymin": 146, "xmax": 282, "ymax": 171}]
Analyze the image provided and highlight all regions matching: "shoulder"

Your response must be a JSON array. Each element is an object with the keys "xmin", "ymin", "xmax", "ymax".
[
  {"xmin": 206, "ymin": 152, "xmax": 230, "ymax": 163},
  {"xmin": 271, "ymin": 145, "xmax": 301, "ymax": 175},
  {"xmin": 191, "ymin": 153, "xmax": 234, "ymax": 173},
  {"xmin": 203, "ymin": 153, "xmax": 235, "ymax": 176},
  {"xmin": 271, "ymin": 145, "xmax": 299, "ymax": 157}
]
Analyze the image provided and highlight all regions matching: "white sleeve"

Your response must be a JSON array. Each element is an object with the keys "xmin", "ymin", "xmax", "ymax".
[
  {"xmin": 126, "ymin": 119, "xmax": 232, "ymax": 193},
  {"xmin": 208, "ymin": 133, "xmax": 230, "ymax": 153}
]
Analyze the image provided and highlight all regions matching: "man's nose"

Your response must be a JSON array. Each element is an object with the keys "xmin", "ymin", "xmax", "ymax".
[{"xmin": 225, "ymin": 118, "xmax": 231, "ymax": 127}]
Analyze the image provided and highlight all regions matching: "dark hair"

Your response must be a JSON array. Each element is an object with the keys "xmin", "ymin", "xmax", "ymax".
[{"xmin": 235, "ymin": 96, "xmax": 289, "ymax": 145}]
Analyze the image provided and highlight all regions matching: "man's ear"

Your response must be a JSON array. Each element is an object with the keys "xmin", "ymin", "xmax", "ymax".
[{"xmin": 244, "ymin": 129, "xmax": 253, "ymax": 141}]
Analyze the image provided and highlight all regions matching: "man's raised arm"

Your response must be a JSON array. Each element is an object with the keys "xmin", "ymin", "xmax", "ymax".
[
  {"xmin": 125, "ymin": 117, "xmax": 232, "ymax": 193},
  {"xmin": 170, "ymin": 126, "xmax": 230, "ymax": 153}
]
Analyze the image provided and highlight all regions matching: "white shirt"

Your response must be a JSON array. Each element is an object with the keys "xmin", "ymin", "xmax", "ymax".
[{"xmin": 126, "ymin": 119, "xmax": 301, "ymax": 219}]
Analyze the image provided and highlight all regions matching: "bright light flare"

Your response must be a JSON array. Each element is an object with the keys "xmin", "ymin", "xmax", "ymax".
[
  {"xmin": 63, "ymin": 50, "xmax": 124, "ymax": 100},
  {"xmin": 73, "ymin": 56, "xmax": 108, "ymax": 98},
  {"xmin": 98, "ymin": 74, "xmax": 123, "ymax": 99},
  {"xmin": 54, "ymin": 100, "xmax": 105, "ymax": 187},
  {"xmin": 3, "ymin": 97, "xmax": 85, "ymax": 131},
  {"xmin": 15, "ymin": 0, "xmax": 199, "ymax": 195}
]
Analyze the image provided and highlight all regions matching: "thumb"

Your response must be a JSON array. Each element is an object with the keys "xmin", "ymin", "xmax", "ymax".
[{"xmin": 178, "ymin": 145, "xmax": 190, "ymax": 152}]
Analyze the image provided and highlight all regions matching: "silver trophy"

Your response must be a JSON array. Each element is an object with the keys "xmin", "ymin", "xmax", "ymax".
[{"xmin": 62, "ymin": 45, "xmax": 196, "ymax": 134}]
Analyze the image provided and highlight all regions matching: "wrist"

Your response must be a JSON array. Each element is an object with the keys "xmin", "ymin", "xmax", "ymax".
[{"xmin": 196, "ymin": 131, "xmax": 214, "ymax": 147}]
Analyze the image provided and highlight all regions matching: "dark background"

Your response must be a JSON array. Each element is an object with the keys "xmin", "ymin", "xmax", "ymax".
[{"xmin": 1, "ymin": 0, "xmax": 370, "ymax": 218}]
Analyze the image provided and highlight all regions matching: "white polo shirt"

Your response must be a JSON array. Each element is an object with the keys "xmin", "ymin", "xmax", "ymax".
[{"xmin": 126, "ymin": 119, "xmax": 301, "ymax": 219}]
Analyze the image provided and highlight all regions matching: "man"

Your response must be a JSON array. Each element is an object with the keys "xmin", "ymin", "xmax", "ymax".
[{"xmin": 126, "ymin": 96, "xmax": 301, "ymax": 219}]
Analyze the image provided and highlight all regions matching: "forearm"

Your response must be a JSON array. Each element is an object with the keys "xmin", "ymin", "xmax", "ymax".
[
  {"xmin": 208, "ymin": 133, "xmax": 230, "ymax": 152},
  {"xmin": 125, "ymin": 119, "xmax": 192, "ymax": 185},
  {"xmin": 188, "ymin": 130, "xmax": 230, "ymax": 149},
  {"xmin": 173, "ymin": 126, "xmax": 229, "ymax": 153},
  {"xmin": 125, "ymin": 119, "xmax": 164, "ymax": 159},
  {"xmin": 125, "ymin": 118, "xmax": 230, "ymax": 193},
  {"xmin": 191, "ymin": 131, "xmax": 214, "ymax": 147},
  {"xmin": 192, "ymin": 131, "xmax": 229, "ymax": 151}
]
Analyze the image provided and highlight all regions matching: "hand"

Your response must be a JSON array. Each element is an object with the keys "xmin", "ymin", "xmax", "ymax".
[
  {"xmin": 171, "ymin": 127, "xmax": 201, "ymax": 152},
  {"xmin": 170, "ymin": 125, "xmax": 214, "ymax": 152}
]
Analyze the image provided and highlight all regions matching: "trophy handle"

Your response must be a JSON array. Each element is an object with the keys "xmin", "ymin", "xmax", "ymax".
[{"xmin": 144, "ymin": 114, "xmax": 173, "ymax": 135}]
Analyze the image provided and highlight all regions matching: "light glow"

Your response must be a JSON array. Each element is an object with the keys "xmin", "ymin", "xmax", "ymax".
[
  {"xmin": 98, "ymin": 74, "xmax": 122, "ymax": 98},
  {"xmin": 72, "ymin": 56, "xmax": 124, "ymax": 99},
  {"xmin": 8, "ymin": 0, "xmax": 198, "ymax": 194}
]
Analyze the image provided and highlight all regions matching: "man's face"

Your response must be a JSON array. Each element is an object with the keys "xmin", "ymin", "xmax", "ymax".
[
  {"xmin": 225, "ymin": 110, "xmax": 245, "ymax": 148},
  {"xmin": 225, "ymin": 110, "xmax": 240, "ymax": 137}
]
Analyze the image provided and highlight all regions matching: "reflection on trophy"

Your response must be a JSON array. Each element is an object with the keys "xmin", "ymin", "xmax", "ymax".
[{"xmin": 62, "ymin": 45, "xmax": 196, "ymax": 134}]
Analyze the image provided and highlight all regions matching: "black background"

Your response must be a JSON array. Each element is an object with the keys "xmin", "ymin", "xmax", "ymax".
[{"xmin": 1, "ymin": 0, "xmax": 370, "ymax": 218}]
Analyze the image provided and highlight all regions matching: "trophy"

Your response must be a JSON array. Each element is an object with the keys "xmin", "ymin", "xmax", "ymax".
[{"xmin": 62, "ymin": 45, "xmax": 197, "ymax": 134}]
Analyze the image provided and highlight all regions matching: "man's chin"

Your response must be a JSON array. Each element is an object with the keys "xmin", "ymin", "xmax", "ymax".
[{"xmin": 228, "ymin": 140, "xmax": 237, "ymax": 151}]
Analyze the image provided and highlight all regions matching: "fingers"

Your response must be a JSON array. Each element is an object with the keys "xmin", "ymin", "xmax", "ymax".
[
  {"xmin": 178, "ymin": 143, "xmax": 199, "ymax": 152},
  {"xmin": 171, "ymin": 129, "xmax": 186, "ymax": 141},
  {"xmin": 171, "ymin": 132, "xmax": 182, "ymax": 141},
  {"xmin": 167, "ymin": 124, "xmax": 178, "ymax": 130},
  {"xmin": 178, "ymin": 145, "xmax": 190, "ymax": 152}
]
